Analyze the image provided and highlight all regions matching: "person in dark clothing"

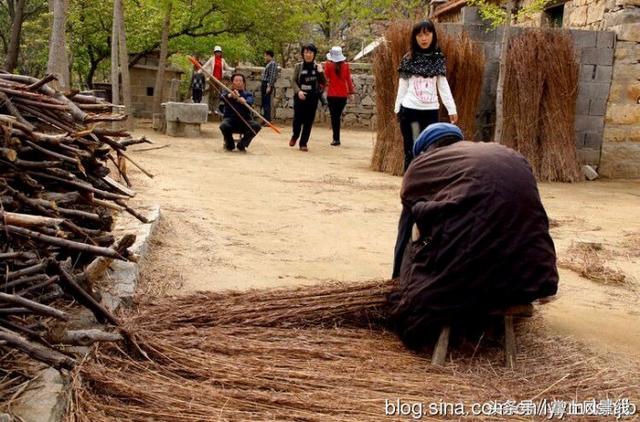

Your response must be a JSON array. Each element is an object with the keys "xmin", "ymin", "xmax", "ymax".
[
  {"xmin": 261, "ymin": 50, "xmax": 278, "ymax": 123},
  {"xmin": 389, "ymin": 123, "xmax": 559, "ymax": 349},
  {"xmin": 219, "ymin": 74, "xmax": 261, "ymax": 152},
  {"xmin": 190, "ymin": 67, "xmax": 206, "ymax": 103},
  {"xmin": 289, "ymin": 43, "xmax": 326, "ymax": 152}
]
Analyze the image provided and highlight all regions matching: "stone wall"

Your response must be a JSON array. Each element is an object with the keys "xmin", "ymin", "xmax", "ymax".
[
  {"xmin": 235, "ymin": 64, "xmax": 377, "ymax": 129},
  {"xmin": 438, "ymin": 15, "xmax": 615, "ymax": 168},
  {"xmin": 129, "ymin": 66, "xmax": 182, "ymax": 119},
  {"xmin": 508, "ymin": 0, "xmax": 640, "ymax": 177}
]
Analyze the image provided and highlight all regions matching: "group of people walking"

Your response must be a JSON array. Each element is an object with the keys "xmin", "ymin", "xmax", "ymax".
[{"xmin": 191, "ymin": 19, "xmax": 458, "ymax": 158}]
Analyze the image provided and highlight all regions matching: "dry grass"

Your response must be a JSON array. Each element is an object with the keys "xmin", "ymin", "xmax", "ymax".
[
  {"xmin": 66, "ymin": 280, "xmax": 640, "ymax": 421},
  {"xmin": 371, "ymin": 23, "xmax": 485, "ymax": 176},
  {"xmin": 559, "ymin": 242, "xmax": 627, "ymax": 285},
  {"xmin": 621, "ymin": 231, "xmax": 640, "ymax": 257},
  {"xmin": 502, "ymin": 29, "xmax": 581, "ymax": 182}
]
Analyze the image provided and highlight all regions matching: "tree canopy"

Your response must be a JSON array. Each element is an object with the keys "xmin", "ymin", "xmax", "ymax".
[{"xmin": 1, "ymin": 0, "xmax": 430, "ymax": 89}]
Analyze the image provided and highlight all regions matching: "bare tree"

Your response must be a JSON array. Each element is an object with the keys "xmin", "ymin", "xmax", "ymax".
[
  {"xmin": 152, "ymin": 1, "xmax": 172, "ymax": 128},
  {"xmin": 110, "ymin": 1, "xmax": 120, "ymax": 105},
  {"xmin": 46, "ymin": 0, "xmax": 69, "ymax": 89},
  {"xmin": 112, "ymin": 0, "xmax": 133, "ymax": 130},
  {"xmin": 4, "ymin": 0, "xmax": 25, "ymax": 71}
]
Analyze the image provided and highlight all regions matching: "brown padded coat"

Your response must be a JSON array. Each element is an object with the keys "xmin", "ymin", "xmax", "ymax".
[{"xmin": 388, "ymin": 141, "xmax": 558, "ymax": 347}]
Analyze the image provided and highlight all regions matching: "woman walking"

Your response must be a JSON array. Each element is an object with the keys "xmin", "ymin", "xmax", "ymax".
[
  {"xmin": 324, "ymin": 46, "xmax": 355, "ymax": 146},
  {"xmin": 290, "ymin": 43, "xmax": 326, "ymax": 152},
  {"xmin": 395, "ymin": 20, "xmax": 458, "ymax": 171}
]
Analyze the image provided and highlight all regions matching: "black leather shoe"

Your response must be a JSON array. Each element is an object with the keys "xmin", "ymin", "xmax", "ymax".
[{"xmin": 330, "ymin": 140, "xmax": 341, "ymax": 146}]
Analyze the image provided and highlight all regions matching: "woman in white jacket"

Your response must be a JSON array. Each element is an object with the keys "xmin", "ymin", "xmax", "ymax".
[{"xmin": 395, "ymin": 20, "xmax": 458, "ymax": 171}]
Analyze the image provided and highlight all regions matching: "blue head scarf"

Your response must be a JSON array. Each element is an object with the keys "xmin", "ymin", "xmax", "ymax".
[{"xmin": 413, "ymin": 123, "xmax": 464, "ymax": 156}]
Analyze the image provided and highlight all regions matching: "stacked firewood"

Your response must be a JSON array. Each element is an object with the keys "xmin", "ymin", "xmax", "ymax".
[{"xmin": 0, "ymin": 72, "xmax": 150, "ymax": 370}]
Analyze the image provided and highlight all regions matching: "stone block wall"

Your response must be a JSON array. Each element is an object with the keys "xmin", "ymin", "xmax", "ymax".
[
  {"xmin": 235, "ymin": 65, "xmax": 377, "ymax": 129},
  {"xmin": 508, "ymin": 0, "xmax": 640, "ymax": 177},
  {"xmin": 129, "ymin": 67, "xmax": 181, "ymax": 118},
  {"xmin": 442, "ymin": 11, "xmax": 616, "ymax": 168}
]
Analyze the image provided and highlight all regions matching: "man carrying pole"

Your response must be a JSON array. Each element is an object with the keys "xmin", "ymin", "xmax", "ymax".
[{"xmin": 218, "ymin": 74, "xmax": 261, "ymax": 152}]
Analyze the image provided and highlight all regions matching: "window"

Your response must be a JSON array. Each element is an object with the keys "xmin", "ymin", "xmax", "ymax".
[
  {"xmin": 146, "ymin": 87, "xmax": 154, "ymax": 96},
  {"xmin": 544, "ymin": 3, "xmax": 564, "ymax": 28}
]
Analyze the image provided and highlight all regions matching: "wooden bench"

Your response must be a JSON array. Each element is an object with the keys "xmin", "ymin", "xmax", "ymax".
[{"xmin": 431, "ymin": 303, "xmax": 534, "ymax": 369}]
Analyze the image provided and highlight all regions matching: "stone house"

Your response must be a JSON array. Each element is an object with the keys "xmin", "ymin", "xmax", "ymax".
[{"xmin": 431, "ymin": 0, "xmax": 640, "ymax": 177}]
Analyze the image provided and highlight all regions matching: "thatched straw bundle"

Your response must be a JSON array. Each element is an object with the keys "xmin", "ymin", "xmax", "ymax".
[
  {"xmin": 502, "ymin": 29, "xmax": 581, "ymax": 182},
  {"xmin": 437, "ymin": 30, "xmax": 485, "ymax": 140},
  {"xmin": 372, "ymin": 22, "xmax": 485, "ymax": 176},
  {"xmin": 371, "ymin": 21, "xmax": 412, "ymax": 176},
  {"xmin": 67, "ymin": 280, "xmax": 639, "ymax": 421}
]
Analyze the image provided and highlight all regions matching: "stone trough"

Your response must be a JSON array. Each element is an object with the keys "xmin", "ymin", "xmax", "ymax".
[{"xmin": 163, "ymin": 102, "xmax": 209, "ymax": 137}]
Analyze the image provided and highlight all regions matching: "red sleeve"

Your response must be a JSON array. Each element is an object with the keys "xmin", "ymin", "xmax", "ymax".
[{"xmin": 345, "ymin": 63, "xmax": 355, "ymax": 95}]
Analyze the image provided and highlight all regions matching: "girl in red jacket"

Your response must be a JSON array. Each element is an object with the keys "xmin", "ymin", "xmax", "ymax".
[{"xmin": 324, "ymin": 46, "xmax": 355, "ymax": 146}]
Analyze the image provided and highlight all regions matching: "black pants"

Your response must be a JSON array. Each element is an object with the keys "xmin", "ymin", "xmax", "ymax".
[
  {"xmin": 261, "ymin": 81, "xmax": 273, "ymax": 122},
  {"xmin": 398, "ymin": 107, "xmax": 439, "ymax": 171},
  {"xmin": 328, "ymin": 97, "xmax": 347, "ymax": 143},
  {"xmin": 292, "ymin": 93, "xmax": 318, "ymax": 147},
  {"xmin": 192, "ymin": 89, "xmax": 203, "ymax": 104},
  {"xmin": 219, "ymin": 118, "xmax": 261, "ymax": 150}
]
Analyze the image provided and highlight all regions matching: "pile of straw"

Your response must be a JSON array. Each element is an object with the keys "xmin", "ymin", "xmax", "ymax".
[
  {"xmin": 371, "ymin": 21, "xmax": 412, "ymax": 176},
  {"xmin": 559, "ymin": 242, "xmax": 628, "ymax": 285},
  {"xmin": 372, "ymin": 23, "xmax": 485, "ymax": 176},
  {"xmin": 438, "ymin": 30, "xmax": 485, "ymax": 140},
  {"xmin": 67, "ymin": 280, "xmax": 639, "ymax": 421},
  {"xmin": 502, "ymin": 30, "xmax": 581, "ymax": 182}
]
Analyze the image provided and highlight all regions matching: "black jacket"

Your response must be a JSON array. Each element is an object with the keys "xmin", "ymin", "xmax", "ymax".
[{"xmin": 389, "ymin": 141, "xmax": 559, "ymax": 347}]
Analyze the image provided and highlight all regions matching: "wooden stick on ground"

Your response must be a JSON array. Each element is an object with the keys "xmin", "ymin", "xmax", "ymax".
[
  {"xmin": 0, "ymin": 292, "xmax": 68, "ymax": 321},
  {"xmin": 0, "ymin": 328, "xmax": 75, "ymax": 370}
]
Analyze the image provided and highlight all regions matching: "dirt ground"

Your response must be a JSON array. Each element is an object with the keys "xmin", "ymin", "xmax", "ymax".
[{"xmin": 124, "ymin": 120, "xmax": 640, "ymax": 363}]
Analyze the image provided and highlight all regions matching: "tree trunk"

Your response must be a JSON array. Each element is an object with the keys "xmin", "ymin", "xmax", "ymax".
[
  {"xmin": 115, "ymin": 0, "xmax": 133, "ymax": 130},
  {"xmin": 46, "ymin": 0, "xmax": 69, "ymax": 90},
  {"xmin": 111, "ymin": 1, "xmax": 120, "ymax": 105},
  {"xmin": 5, "ymin": 0, "xmax": 26, "ymax": 72},
  {"xmin": 152, "ymin": 2, "xmax": 172, "ymax": 129},
  {"xmin": 493, "ymin": 4, "xmax": 513, "ymax": 144}
]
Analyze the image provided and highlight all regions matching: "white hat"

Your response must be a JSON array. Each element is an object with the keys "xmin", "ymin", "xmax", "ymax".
[
  {"xmin": 214, "ymin": 45, "xmax": 222, "ymax": 52},
  {"xmin": 326, "ymin": 46, "xmax": 346, "ymax": 62}
]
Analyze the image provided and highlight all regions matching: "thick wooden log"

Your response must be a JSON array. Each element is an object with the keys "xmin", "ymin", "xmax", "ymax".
[
  {"xmin": 0, "ymin": 292, "xmax": 68, "ymax": 320},
  {"xmin": 1, "ymin": 225, "xmax": 125, "ymax": 260},
  {"xmin": 14, "ymin": 159, "xmax": 63, "ymax": 169},
  {"xmin": 0, "ymin": 328, "xmax": 75, "ymax": 369},
  {"xmin": 0, "ymin": 147, "xmax": 17, "ymax": 161},
  {"xmin": 16, "ymin": 276, "xmax": 59, "ymax": 296},
  {"xmin": 2, "ymin": 274, "xmax": 49, "ymax": 291},
  {"xmin": 6, "ymin": 262, "xmax": 49, "ymax": 281},
  {"xmin": 0, "ymin": 74, "xmax": 89, "ymax": 122},
  {"xmin": 0, "ymin": 91, "xmax": 34, "ymax": 129},
  {"xmin": 28, "ymin": 172, "xmax": 129, "ymax": 200},
  {"xmin": 51, "ymin": 329, "xmax": 122, "ymax": 346},
  {"xmin": 26, "ymin": 74, "xmax": 58, "ymax": 91},
  {"xmin": 0, "ymin": 211, "xmax": 64, "ymax": 228},
  {"xmin": 102, "ymin": 176, "xmax": 136, "ymax": 197},
  {"xmin": 24, "ymin": 140, "xmax": 79, "ymax": 164}
]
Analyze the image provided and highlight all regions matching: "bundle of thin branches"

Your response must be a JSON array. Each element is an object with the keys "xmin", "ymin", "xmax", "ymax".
[
  {"xmin": 371, "ymin": 20, "xmax": 412, "ymax": 176},
  {"xmin": 0, "ymin": 72, "xmax": 151, "ymax": 371},
  {"xmin": 438, "ymin": 30, "xmax": 485, "ymax": 140},
  {"xmin": 67, "ymin": 291, "xmax": 640, "ymax": 422},
  {"xmin": 129, "ymin": 279, "xmax": 393, "ymax": 332},
  {"xmin": 502, "ymin": 31, "xmax": 546, "ymax": 177},
  {"xmin": 502, "ymin": 30, "xmax": 581, "ymax": 182},
  {"xmin": 539, "ymin": 31, "xmax": 581, "ymax": 182}
]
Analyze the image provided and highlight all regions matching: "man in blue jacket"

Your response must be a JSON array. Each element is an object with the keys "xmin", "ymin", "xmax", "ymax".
[{"xmin": 219, "ymin": 74, "xmax": 261, "ymax": 152}]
